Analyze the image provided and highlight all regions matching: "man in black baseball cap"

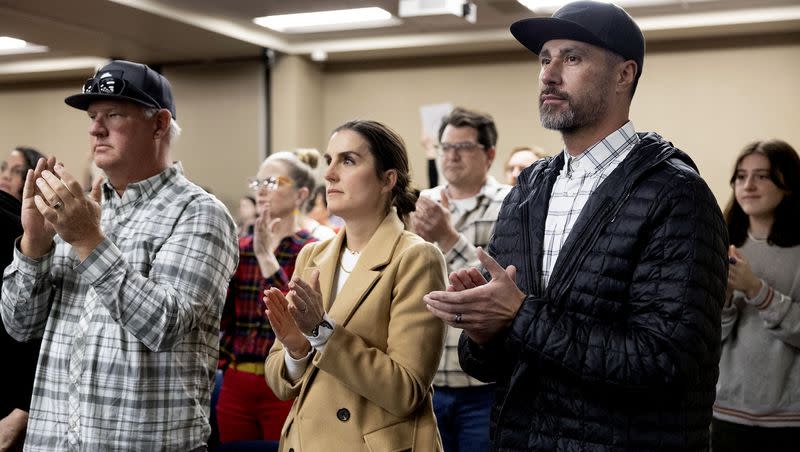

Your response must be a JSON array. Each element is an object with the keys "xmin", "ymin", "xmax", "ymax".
[
  {"xmin": 65, "ymin": 59, "xmax": 177, "ymax": 119},
  {"xmin": 510, "ymin": 1, "xmax": 645, "ymax": 93},
  {"xmin": 424, "ymin": 1, "xmax": 728, "ymax": 451},
  {"xmin": 3, "ymin": 59, "xmax": 239, "ymax": 450}
]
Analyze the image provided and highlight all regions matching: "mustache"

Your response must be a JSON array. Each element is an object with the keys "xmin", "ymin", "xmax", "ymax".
[{"xmin": 540, "ymin": 87, "xmax": 570, "ymax": 101}]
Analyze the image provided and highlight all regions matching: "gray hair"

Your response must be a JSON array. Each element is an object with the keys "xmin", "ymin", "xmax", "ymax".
[{"xmin": 144, "ymin": 108, "xmax": 182, "ymax": 144}]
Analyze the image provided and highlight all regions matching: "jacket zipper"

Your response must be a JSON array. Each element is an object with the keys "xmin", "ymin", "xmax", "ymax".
[{"xmin": 550, "ymin": 153, "xmax": 675, "ymax": 307}]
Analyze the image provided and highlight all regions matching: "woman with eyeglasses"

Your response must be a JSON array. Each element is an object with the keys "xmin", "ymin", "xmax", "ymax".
[
  {"xmin": 217, "ymin": 152, "xmax": 318, "ymax": 445},
  {"xmin": 264, "ymin": 120, "xmax": 447, "ymax": 451},
  {"xmin": 712, "ymin": 140, "xmax": 800, "ymax": 452}
]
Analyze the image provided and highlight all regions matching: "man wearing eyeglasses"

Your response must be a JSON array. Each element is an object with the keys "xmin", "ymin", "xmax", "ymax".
[
  {"xmin": 411, "ymin": 106, "xmax": 510, "ymax": 452},
  {"xmin": 0, "ymin": 60, "xmax": 238, "ymax": 451}
]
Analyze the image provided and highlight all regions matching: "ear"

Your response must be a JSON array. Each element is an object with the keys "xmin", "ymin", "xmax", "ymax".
[
  {"xmin": 485, "ymin": 146, "xmax": 496, "ymax": 168},
  {"xmin": 616, "ymin": 60, "xmax": 637, "ymax": 95},
  {"xmin": 296, "ymin": 186, "xmax": 310, "ymax": 206},
  {"xmin": 153, "ymin": 109, "xmax": 171, "ymax": 140},
  {"xmin": 381, "ymin": 169, "xmax": 398, "ymax": 195}
]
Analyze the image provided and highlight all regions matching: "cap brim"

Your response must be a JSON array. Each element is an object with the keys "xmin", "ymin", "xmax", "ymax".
[
  {"xmin": 510, "ymin": 17, "xmax": 607, "ymax": 56},
  {"xmin": 64, "ymin": 93, "xmax": 159, "ymax": 111}
]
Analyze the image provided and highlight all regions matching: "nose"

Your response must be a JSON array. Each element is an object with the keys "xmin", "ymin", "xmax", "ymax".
[
  {"xmin": 89, "ymin": 117, "xmax": 107, "ymax": 137},
  {"xmin": 743, "ymin": 175, "xmax": 757, "ymax": 190},
  {"xmin": 324, "ymin": 163, "xmax": 337, "ymax": 183},
  {"xmin": 540, "ymin": 60, "xmax": 562, "ymax": 87},
  {"xmin": 442, "ymin": 148, "xmax": 460, "ymax": 162}
]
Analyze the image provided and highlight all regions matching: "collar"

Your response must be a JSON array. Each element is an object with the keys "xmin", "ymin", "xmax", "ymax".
[
  {"xmin": 312, "ymin": 208, "xmax": 405, "ymax": 272},
  {"xmin": 102, "ymin": 162, "xmax": 183, "ymax": 205},
  {"xmin": 436, "ymin": 175, "xmax": 505, "ymax": 202},
  {"xmin": 561, "ymin": 121, "xmax": 638, "ymax": 176}
]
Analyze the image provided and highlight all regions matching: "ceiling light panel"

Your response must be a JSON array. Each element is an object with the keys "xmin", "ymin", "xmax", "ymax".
[
  {"xmin": 253, "ymin": 7, "xmax": 401, "ymax": 34},
  {"xmin": 0, "ymin": 36, "xmax": 49, "ymax": 55}
]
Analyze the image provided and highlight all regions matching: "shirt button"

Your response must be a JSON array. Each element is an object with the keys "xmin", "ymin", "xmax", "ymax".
[{"xmin": 337, "ymin": 408, "xmax": 350, "ymax": 422}]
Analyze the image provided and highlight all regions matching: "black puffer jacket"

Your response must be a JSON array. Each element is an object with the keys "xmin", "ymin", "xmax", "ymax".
[{"xmin": 459, "ymin": 133, "xmax": 728, "ymax": 451}]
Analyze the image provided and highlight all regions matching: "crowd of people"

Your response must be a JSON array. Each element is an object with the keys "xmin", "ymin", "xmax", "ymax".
[{"xmin": 1, "ymin": 1, "xmax": 797, "ymax": 451}]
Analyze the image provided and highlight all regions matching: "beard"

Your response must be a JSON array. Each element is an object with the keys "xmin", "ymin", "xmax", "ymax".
[{"xmin": 539, "ymin": 82, "xmax": 610, "ymax": 133}]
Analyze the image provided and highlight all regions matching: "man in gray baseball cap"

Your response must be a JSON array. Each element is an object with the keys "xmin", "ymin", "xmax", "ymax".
[
  {"xmin": 424, "ymin": 2, "xmax": 727, "ymax": 450},
  {"xmin": 1, "ymin": 60, "xmax": 238, "ymax": 451}
]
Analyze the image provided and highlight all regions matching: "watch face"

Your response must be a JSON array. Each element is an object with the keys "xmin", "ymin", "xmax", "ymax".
[{"xmin": 312, "ymin": 319, "xmax": 333, "ymax": 337}]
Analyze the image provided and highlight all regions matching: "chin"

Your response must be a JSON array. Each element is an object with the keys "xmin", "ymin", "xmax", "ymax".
[{"xmin": 326, "ymin": 203, "xmax": 344, "ymax": 218}]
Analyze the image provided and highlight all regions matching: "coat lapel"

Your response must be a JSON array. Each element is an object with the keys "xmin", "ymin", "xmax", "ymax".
[
  {"xmin": 306, "ymin": 229, "xmax": 344, "ymax": 311},
  {"xmin": 314, "ymin": 212, "xmax": 404, "ymax": 327}
]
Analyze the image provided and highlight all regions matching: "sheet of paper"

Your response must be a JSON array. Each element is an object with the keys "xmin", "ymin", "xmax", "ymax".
[{"xmin": 419, "ymin": 103, "xmax": 453, "ymax": 138}]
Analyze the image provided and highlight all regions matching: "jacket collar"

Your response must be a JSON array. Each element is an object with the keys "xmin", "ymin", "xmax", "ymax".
[
  {"xmin": 308, "ymin": 210, "xmax": 405, "ymax": 326},
  {"xmin": 516, "ymin": 132, "xmax": 696, "ymax": 299}
]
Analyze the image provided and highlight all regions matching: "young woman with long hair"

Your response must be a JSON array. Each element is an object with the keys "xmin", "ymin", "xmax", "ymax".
[{"xmin": 713, "ymin": 139, "xmax": 800, "ymax": 451}]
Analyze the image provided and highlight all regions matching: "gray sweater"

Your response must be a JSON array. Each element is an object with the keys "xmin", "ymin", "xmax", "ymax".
[{"xmin": 714, "ymin": 238, "xmax": 800, "ymax": 427}]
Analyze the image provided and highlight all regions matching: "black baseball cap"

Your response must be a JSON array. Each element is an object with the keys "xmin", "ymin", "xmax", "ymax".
[
  {"xmin": 65, "ymin": 60, "xmax": 177, "ymax": 119},
  {"xmin": 510, "ymin": 1, "xmax": 645, "ymax": 81}
]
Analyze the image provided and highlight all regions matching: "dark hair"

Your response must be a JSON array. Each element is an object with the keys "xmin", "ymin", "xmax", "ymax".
[
  {"xmin": 723, "ymin": 139, "xmax": 800, "ymax": 247},
  {"xmin": 7, "ymin": 147, "xmax": 45, "ymax": 198},
  {"xmin": 333, "ymin": 120, "xmax": 418, "ymax": 220},
  {"xmin": 13, "ymin": 146, "xmax": 45, "ymax": 174},
  {"xmin": 601, "ymin": 50, "xmax": 640, "ymax": 98},
  {"xmin": 438, "ymin": 107, "xmax": 498, "ymax": 150}
]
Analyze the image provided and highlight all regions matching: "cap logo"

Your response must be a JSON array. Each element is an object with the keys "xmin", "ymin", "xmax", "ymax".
[{"xmin": 99, "ymin": 72, "xmax": 113, "ymax": 79}]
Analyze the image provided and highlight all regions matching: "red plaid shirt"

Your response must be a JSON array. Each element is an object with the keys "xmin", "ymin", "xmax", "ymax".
[{"xmin": 219, "ymin": 230, "xmax": 315, "ymax": 368}]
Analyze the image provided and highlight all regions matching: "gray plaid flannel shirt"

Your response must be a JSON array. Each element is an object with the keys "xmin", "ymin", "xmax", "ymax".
[
  {"xmin": 1, "ymin": 163, "xmax": 238, "ymax": 451},
  {"xmin": 421, "ymin": 176, "xmax": 511, "ymax": 387}
]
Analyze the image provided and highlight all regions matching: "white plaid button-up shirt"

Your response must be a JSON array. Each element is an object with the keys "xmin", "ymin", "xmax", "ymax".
[
  {"xmin": 1, "ymin": 164, "xmax": 238, "ymax": 451},
  {"xmin": 421, "ymin": 177, "xmax": 511, "ymax": 387},
  {"xmin": 542, "ymin": 121, "xmax": 639, "ymax": 288}
]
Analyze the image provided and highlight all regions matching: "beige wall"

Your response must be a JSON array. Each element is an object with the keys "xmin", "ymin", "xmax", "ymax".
[
  {"xmin": 164, "ymin": 60, "xmax": 264, "ymax": 209},
  {"xmin": 320, "ymin": 40, "xmax": 800, "ymax": 203},
  {"xmin": 270, "ymin": 54, "xmax": 325, "ymax": 153},
  {"xmin": 0, "ymin": 60, "xmax": 264, "ymax": 211},
  {"xmin": 0, "ymin": 81, "xmax": 91, "ymax": 177}
]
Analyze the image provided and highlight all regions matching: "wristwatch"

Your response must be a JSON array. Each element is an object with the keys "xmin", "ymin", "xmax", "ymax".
[{"xmin": 310, "ymin": 319, "xmax": 333, "ymax": 338}]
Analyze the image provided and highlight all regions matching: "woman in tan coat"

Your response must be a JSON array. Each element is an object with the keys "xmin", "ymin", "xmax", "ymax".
[{"xmin": 264, "ymin": 120, "xmax": 447, "ymax": 451}]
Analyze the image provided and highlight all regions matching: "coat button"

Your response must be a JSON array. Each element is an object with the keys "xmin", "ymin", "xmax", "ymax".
[{"xmin": 336, "ymin": 408, "xmax": 350, "ymax": 422}]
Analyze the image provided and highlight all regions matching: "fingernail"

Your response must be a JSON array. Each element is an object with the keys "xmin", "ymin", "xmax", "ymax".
[{"xmin": 36, "ymin": 179, "xmax": 44, "ymax": 186}]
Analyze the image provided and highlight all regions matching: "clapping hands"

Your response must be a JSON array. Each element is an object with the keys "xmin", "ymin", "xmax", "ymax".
[{"xmin": 263, "ymin": 270, "xmax": 326, "ymax": 359}]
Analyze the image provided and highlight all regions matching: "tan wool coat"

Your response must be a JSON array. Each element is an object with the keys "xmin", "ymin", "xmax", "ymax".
[{"xmin": 266, "ymin": 213, "xmax": 447, "ymax": 452}]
